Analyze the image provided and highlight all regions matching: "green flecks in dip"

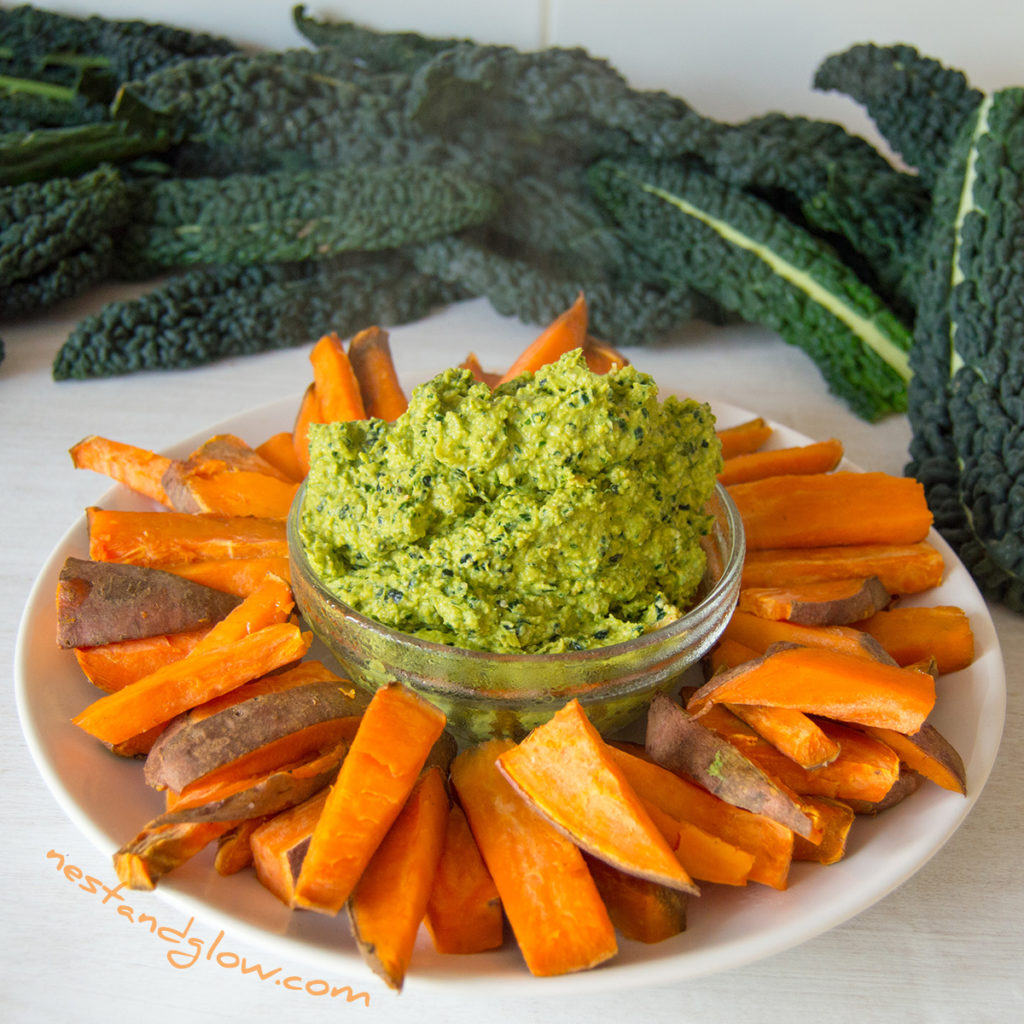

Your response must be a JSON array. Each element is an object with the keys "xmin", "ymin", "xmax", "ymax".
[{"xmin": 299, "ymin": 349, "xmax": 722, "ymax": 653}]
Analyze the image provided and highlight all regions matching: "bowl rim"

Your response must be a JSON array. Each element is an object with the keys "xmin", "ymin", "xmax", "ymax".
[{"xmin": 288, "ymin": 480, "xmax": 746, "ymax": 665}]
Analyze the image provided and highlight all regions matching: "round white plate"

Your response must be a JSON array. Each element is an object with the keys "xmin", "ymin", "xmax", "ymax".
[{"xmin": 14, "ymin": 391, "xmax": 1006, "ymax": 996}]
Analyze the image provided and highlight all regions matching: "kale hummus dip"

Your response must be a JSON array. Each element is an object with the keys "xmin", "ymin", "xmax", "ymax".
[{"xmin": 298, "ymin": 349, "xmax": 722, "ymax": 653}]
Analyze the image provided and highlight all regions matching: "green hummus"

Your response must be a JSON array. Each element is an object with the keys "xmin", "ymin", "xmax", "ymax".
[{"xmin": 299, "ymin": 349, "xmax": 722, "ymax": 653}]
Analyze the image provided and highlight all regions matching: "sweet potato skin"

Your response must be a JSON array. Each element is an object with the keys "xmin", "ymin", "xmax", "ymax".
[
  {"xmin": 57, "ymin": 556, "xmax": 240, "ymax": 648},
  {"xmin": 645, "ymin": 693, "xmax": 815, "ymax": 838},
  {"xmin": 143, "ymin": 679, "xmax": 365, "ymax": 792}
]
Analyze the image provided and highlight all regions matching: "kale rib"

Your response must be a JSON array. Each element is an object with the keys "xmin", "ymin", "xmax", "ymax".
[{"xmin": 589, "ymin": 156, "xmax": 913, "ymax": 420}]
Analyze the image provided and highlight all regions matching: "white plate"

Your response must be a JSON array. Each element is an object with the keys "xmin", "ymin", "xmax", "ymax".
[{"xmin": 14, "ymin": 391, "xmax": 1007, "ymax": 996}]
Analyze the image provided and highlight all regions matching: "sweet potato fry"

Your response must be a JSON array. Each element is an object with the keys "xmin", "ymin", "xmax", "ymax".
[
  {"xmin": 56, "ymin": 556, "xmax": 240, "ymax": 648},
  {"xmin": 864, "ymin": 723, "xmax": 967, "ymax": 795},
  {"xmin": 74, "ymin": 629, "xmax": 210, "ymax": 693},
  {"xmin": 687, "ymin": 644, "xmax": 936, "ymax": 734},
  {"xmin": 717, "ymin": 438, "xmax": 844, "ymax": 486},
  {"xmin": 292, "ymin": 683, "xmax": 447, "ymax": 915},
  {"xmin": 723, "ymin": 703, "xmax": 841, "ymax": 770},
  {"xmin": 791, "ymin": 795, "xmax": 855, "ymax": 865},
  {"xmin": 715, "ymin": 417, "xmax": 773, "ymax": 459},
  {"xmin": 347, "ymin": 326, "xmax": 408, "ymax": 421},
  {"xmin": 459, "ymin": 351, "xmax": 502, "ymax": 388},
  {"xmin": 72, "ymin": 621, "xmax": 312, "ymax": 745},
  {"xmin": 852, "ymin": 605, "xmax": 975, "ymax": 674},
  {"xmin": 606, "ymin": 743, "xmax": 793, "ymax": 890},
  {"xmin": 87, "ymin": 507, "xmax": 288, "ymax": 567},
  {"xmin": 496, "ymin": 292, "xmax": 588, "ymax": 385},
  {"xmin": 728, "ymin": 472, "xmax": 933, "ymax": 549},
  {"xmin": 291, "ymin": 382, "xmax": 323, "ymax": 477},
  {"xmin": 737, "ymin": 576, "xmax": 891, "ymax": 626},
  {"xmin": 114, "ymin": 820, "xmax": 237, "ymax": 890},
  {"xmin": 583, "ymin": 852, "xmax": 689, "ymax": 944},
  {"xmin": 645, "ymin": 694, "xmax": 816, "ymax": 838},
  {"xmin": 451, "ymin": 738, "xmax": 618, "ymax": 977},
  {"xmin": 69, "ymin": 435, "xmax": 175, "ymax": 507},
  {"xmin": 159, "ymin": 556, "xmax": 292, "ymax": 596},
  {"xmin": 348, "ymin": 766, "xmax": 450, "ymax": 991},
  {"xmin": 250, "ymin": 789, "xmax": 330, "ymax": 905},
  {"xmin": 424, "ymin": 803, "xmax": 504, "ymax": 955},
  {"xmin": 309, "ymin": 331, "xmax": 366, "ymax": 422},
  {"xmin": 255, "ymin": 431, "xmax": 306, "ymax": 482},
  {"xmin": 498, "ymin": 699, "xmax": 698, "ymax": 894},
  {"xmin": 722, "ymin": 608, "xmax": 896, "ymax": 662},
  {"xmin": 694, "ymin": 706, "xmax": 901, "ymax": 805}
]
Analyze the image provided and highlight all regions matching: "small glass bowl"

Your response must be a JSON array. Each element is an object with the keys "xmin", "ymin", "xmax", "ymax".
[{"xmin": 288, "ymin": 483, "xmax": 744, "ymax": 743}]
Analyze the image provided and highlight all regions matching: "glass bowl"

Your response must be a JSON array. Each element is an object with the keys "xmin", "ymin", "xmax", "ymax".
[{"xmin": 287, "ymin": 482, "xmax": 744, "ymax": 743}]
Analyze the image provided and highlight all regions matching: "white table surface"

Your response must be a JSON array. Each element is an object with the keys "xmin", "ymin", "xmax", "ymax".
[{"xmin": 3, "ymin": 1, "xmax": 1023, "ymax": 1019}]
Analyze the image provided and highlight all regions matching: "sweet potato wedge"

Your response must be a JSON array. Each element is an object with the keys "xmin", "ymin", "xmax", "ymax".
[
  {"xmin": 56, "ymin": 556, "xmax": 240, "ymax": 649},
  {"xmin": 737, "ymin": 576, "xmax": 891, "ymax": 626},
  {"xmin": 791, "ymin": 796, "xmax": 855, "ymax": 865},
  {"xmin": 424, "ymin": 803, "xmax": 504, "ymax": 955},
  {"xmin": 716, "ymin": 417, "xmax": 773, "ymax": 459},
  {"xmin": 451, "ymin": 738, "xmax": 618, "ymax": 977},
  {"xmin": 347, "ymin": 326, "xmax": 408, "ymax": 422},
  {"xmin": 583, "ymin": 853, "xmax": 689, "ymax": 944},
  {"xmin": 740, "ymin": 542, "xmax": 945, "ymax": 595},
  {"xmin": 156, "ymin": 740, "xmax": 348, "ymax": 825},
  {"xmin": 645, "ymin": 693, "xmax": 816, "ymax": 839},
  {"xmin": 74, "ymin": 629, "xmax": 210, "ymax": 693},
  {"xmin": 865, "ymin": 722, "xmax": 967, "ymax": 795},
  {"xmin": 717, "ymin": 438, "xmax": 844, "ymax": 486},
  {"xmin": 693, "ymin": 704, "xmax": 901, "ymax": 805},
  {"xmin": 69, "ymin": 434, "xmax": 175, "ymax": 507},
  {"xmin": 841, "ymin": 767, "xmax": 923, "ymax": 814},
  {"xmin": 250, "ymin": 788, "xmax": 330, "ymax": 905},
  {"xmin": 348, "ymin": 766, "xmax": 450, "ymax": 991},
  {"xmin": 722, "ymin": 609, "xmax": 897, "ymax": 662},
  {"xmin": 852, "ymin": 605, "xmax": 975, "ymax": 674},
  {"xmin": 144, "ymin": 678, "xmax": 365, "ymax": 792},
  {"xmin": 113, "ymin": 820, "xmax": 237, "ymax": 890},
  {"xmin": 607, "ymin": 743, "xmax": 793, "ymax": 890},
  {"xmin": 498, "ymin": 699, "xmax": 699, "ymax": 894},
  {"xmin": 728, "ymin": 471, "xmax": 933, "ymax": 549},
  {"xmin": 686, "ymin": 644, "xmax": 936, "ymax": 734},
  {"xmin": 87, "ymin": 507, "xmax": 288, "ymax": 567},
  {"xmin": 292, "ymin": 683, "xmax": 447, "ymax": 915}
]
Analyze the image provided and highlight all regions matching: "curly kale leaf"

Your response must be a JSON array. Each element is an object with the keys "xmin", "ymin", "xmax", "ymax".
[
  {"xmin": 813, "ymin": 42, "xmax": 982, "ymax": 189},
  {"xmin": 0, "ymin": 164, "xmax": 128, "ymax": 286},
  {"xmin": 405, "ymin": 43, "xmax": 719, "ymax": 166},
  {"xmin": 907, "ymin": 88, "xmax": 1024, "ymax": 611},
  {"xmin": 52, "ymin": 253, "xmax": 469, "ymax": 380},
  {"xmin": 412, "ymin": 233, "xmax": 722, "ymax": 346},
  {"xmin": 291, "ymin": 5, "xmax": 468, "ymax": 73},
  {"xmin": 116, "ymin": 164, "xmax": 500, "ymax": 269},
  {"xmin": 589, "ymin": 156, "xmax": 913, "ymax": 420}
]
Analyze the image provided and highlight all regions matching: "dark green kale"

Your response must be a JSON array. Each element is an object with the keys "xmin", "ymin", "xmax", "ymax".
[
  {"xmin": 0, "ymin": 164, "xmax": 129, "ymax": 286},
  {"xmin": 0, "ymin": 120, "xmax": 173, "ymax": 186},
  {"xmin": 1, "ymin": 235, "xmax": 114, "ymax": 317},
  {"xmin": 291, "ymin": 4, "xmax": 469, "ymax": 73},
  {"xmin": 52, "ymin": 253, "xmax": 469, "ymax": 380},
  {"xmin": 907, "ymin": 88, "xmax": 1024, "ymax": 611},
  {"xmin": 813, "ymin": 43, "xmax": 983, "ymax": 189},
  {"xmin": 0, "ymin": 4, "xmax": 237, "ymax": 85},
  {"xmin": 412, "ymin": 234, "xmax": 723, "ymax": 346},
  {"xmin": 589, "ymin": 156, "xmax": 913, "ymax": 420},
  {"xmin": 404, "ymin": 42, "xmax": 719, "ymax": 168},
  {"xmin": 115, "ymin": 164, "xmax": 500, "ymax": 270}
]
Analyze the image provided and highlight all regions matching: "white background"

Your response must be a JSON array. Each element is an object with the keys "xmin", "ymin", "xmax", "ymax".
[{"xmin": 2, "ymin": 3, "xmax": 1022, "ymax": 1022}]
